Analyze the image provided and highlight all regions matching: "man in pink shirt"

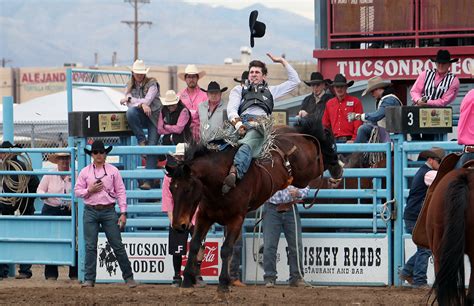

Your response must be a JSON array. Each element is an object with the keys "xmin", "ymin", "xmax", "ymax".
[
  {"xmin": 178, "ymin": 64, "xmax": 208, "ymax": 142},
  {"xmin": 75, "ymin": 140, "xmax": 137, "ymax": 288},
  {"xmin": 456, "ymin": 63, "xmax": 474, "ymax": 167},
  {"xmin": 38, "ymin": 152, "xmax": 77, "ymax": 280}
]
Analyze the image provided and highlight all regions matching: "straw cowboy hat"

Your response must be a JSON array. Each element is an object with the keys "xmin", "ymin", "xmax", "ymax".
[
  {"xmin": 430, "ymin": 49, "xmax": 458, "ymax": 63},
  {"xmin": 418, "ymin": 147, "xmax": 446, "ymax": 161},
  {"xmin": 234, "ymin": 71, "xmax": 249, "ymax": 83},
  {"xmin": 249, "ymin": 10, "xmax": 266, "ymax": 48},
  {"xmin": 362, "ymin": 76, "xmax": 392, "ymax": 96},
  {"xmin": 329, "ymin": 74, "xmax": 354, "ymax": 87},
  {"xmin": 161, "ymin": 90, "xmax": 180, "ymax": 106},
  {"xmin": 129, "ymin": 59, "xmax": 150, "ymax": 74},
  {"xmin": 48, "ymin": 152, "xmax": 70, "ymax": 164},
  {"xmin": 178, "ymin": 64, "xmax": 206, "ymax": 81},
  {"xmin": 171, "ymin": 143, "xmax": 187, "ymax": 156},
  {"xmin": 84, "ymin": 140, "xmax": 113, "ymax": 156},
  {"xmin": 304, "ymin": 72, "xmax": 326, "ymax": 86},
  {"xmin": 203, "ymin": 81, "xmax": 227, "ymax": 93}
]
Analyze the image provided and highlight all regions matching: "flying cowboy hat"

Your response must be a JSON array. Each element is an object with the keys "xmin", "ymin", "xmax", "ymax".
[
  {"xmin": 128, "ymin": 59, "xmax": 150, "ymax": 74},
  {"xmin": 84, "ymin": 140, "xmax": 113, "ymax": 156},
  {"xmin": 178, "ymin": 64, "xmax": 206, "ymax": 81},
  {"xmin": 328, "ymin": 74, "xmax": 354, "ymax": 87},
  {"xmin": 430, "ymin": 49, "xmax": 458, "ymax": 63},
  {"xmin": 249, "ymin": 10, "xmax": 266, "ymax": 48},
  {"xmin": 304, "ymin": 72, "xmax": 327, "ymax": 86},
  {"xmin": 362, "ymin": 76, "xmax": 392, "ymax": 96},
  {"xmin": 48, "ymin": 152, "xmax": 71, "ymax": 164},
  {"xmin": 202, "ymin": 81, "xmax": 228, "ymax": 93},
  {"xmin": 233, "ymin": 71, "xmax": 249, "ymax": 84},
  {"xmin": 161, "ymin": 90, "xmax": 180, "ymax": 106}
]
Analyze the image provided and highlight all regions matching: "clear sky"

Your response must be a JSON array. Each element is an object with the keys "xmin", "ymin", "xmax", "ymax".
[{"xmin": 183, "ymin": 0, "xmax": 314, "ymax": 21}]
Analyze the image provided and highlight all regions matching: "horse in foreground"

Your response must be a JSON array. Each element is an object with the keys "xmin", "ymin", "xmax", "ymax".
[
  {"xmin": 166, "ymin": 119, "xmax": 333, "ymax": 291},
  {"xmin": 413, "ymin": 155, "xmax": 474, "ymax": 305}
]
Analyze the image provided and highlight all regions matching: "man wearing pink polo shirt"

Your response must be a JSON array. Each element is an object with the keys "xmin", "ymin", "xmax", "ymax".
[
  {"xmin": 75, "ymin": 140, "xmax": 137, "ymax": 288},
  {"xmin": 178, "ymin": 64, "xmax": 208, "ymax": 142},
  {"xmin": 456, "ymin": 63, "xmax": 474, "ymax": 168}
]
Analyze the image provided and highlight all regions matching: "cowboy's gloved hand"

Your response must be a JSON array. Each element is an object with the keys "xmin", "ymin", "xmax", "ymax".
[{"xmin": 238, "ymin": 125, "xmax": 247, "ymax": 137}]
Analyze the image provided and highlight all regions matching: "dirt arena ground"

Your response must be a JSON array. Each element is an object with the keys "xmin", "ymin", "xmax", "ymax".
[{"xmin": 0, "ymin": 266, "xmax": 432, "ymax": 305}]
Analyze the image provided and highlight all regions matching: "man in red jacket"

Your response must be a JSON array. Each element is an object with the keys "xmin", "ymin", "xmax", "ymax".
[{"xmin": 322, "ymin": 74, "xmax": 363, "ymax": 143}]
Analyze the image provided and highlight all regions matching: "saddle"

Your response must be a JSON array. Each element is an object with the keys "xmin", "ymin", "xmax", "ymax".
[{"xmin": 412, "ymin": 153, "xmax": 461, "ymax": 248}]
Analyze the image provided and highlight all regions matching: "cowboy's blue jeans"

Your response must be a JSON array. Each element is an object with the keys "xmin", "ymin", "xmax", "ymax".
[
  {"xmin": 455, "ymin": 152, "xmax": 474, "ymax": 168},
  {"xmin": 354, "ymin": 124, "xmax": 374, "ymax": 143},
  {"xmin": 262, "ymin": 203, "xmax": 303, "ymax": 283},
  {"xmin": 234, "ymin": 143, "xmax": 252, "ymax": 179},
  {"xmin": 401, "ymin": 219, "xmax": 431, "ymax": 285},
  {"xmin": 83, "ymin": 205, "xmax": 133, "ymax": 282},
  {"xmin": 126, "ymin": 106, "xmax": 159, "ymax": 174}
]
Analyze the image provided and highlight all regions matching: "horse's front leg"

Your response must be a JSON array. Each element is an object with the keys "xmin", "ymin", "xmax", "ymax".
[
  {"xmin": 182, "ymin": 217, "xmax": 212, "ymax": 288},
  {"xmin": 218, "ymin": 217, "xmax": 244, "ymax": 292}
]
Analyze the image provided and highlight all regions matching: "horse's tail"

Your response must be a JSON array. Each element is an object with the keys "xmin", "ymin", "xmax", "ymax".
[{"xmin": 432, "ymin": 172, "xmax": 469, "ymax": 306}]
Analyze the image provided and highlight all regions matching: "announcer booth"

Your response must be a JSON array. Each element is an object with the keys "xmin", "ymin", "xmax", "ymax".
[{"xmin": 313, "ymin": 0, "xmax": 474, "ymax": 286}]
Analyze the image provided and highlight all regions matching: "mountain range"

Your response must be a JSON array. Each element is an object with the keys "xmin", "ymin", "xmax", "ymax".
[{"xmin": 0, "ymin": 0, "xmax": 315, "ymax": 67}]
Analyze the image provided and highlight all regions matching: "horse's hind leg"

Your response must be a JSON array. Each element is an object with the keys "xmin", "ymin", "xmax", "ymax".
[
  {"xmin": 182, "ymin": 217, "xmax": 212, "ymax": 288},
  {"xmin": 218, "ymin": 217, "xmax": 244, "ymax": 292}
]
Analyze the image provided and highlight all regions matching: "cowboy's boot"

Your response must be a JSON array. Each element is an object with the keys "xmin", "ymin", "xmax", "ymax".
[{"xmin": 222, "ymin": 165, "xmax": 237, "ymax": 194}]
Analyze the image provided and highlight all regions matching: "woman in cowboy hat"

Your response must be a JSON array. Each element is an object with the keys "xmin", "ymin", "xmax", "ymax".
[
  {"xmin": 120, "ymin": 59, "xmax": 162, "ymax": 190},
  {"xmin": 298, "ymin": 72, "xmax": 333, "ymax": 123},
  {"xmin": 157, "ymin": 90, "xmax": 192, "ymax": 147},
  {"xmin": 178, "ymin": 64, "xmax": 208, "ymax": 142},
  {"xmin": 348, "ymin": 76, "xmax": 402, "ymax": 143},
  {"xmin": 74, "ymin": 140, "xmax": 137, "ymax": 288},
  {"xmin": 38, "ymin": 152, "xmax": 78, "ymax": 280},
  {"xmin": 198, "ymin": 81, "xmax": 228, "ymax": 142}
]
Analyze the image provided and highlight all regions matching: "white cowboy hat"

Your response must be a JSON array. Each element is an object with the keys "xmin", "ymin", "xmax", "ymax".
[
  {"xmin": 161, "ymin": 90, "xmax": 180, "ymax": 106},
  {"xmin": 172, "ymin": 143, "xmax": 187, "ymax": 156},
  {"xmin": 48, "ymin": 152, "xmax": 71, "ymax": 164},
  {"xmin": 362, "ymin": 76, "xmax": 392, "ymax": 96},
  {"xmin": 129, "ymin": 59, "xmax": 150, "ymax": 74},
  {"xmin": 178, "ymin": 64, "xmax": 206, "ymax": 81}
]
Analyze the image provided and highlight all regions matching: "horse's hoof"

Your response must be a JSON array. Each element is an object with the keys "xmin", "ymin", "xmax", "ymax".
[{"xmin": 181, "ymin": 279, "xmax": 194, "ymax": 288}]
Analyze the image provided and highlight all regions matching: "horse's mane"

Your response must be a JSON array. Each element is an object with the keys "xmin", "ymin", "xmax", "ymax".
[
  {"xmin": 184, "ymin": 141, "xmax": 212, "ymax": 163},
  {"xmin": 293, "ymin": 116, "xmax": 334, "ymax": 157}
]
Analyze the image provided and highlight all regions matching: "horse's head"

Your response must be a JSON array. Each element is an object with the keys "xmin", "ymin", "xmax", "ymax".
[{"xmin": 166, "ymin": 160, "xmax": 203, "ymax": 232}]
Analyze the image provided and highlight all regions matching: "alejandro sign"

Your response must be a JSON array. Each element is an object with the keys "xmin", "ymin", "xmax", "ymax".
[{"xmin": 313, "ymin": 47, "xmax": 474, "ymax": 81}]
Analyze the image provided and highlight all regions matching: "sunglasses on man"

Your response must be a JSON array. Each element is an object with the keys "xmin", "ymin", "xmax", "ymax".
[{"xmin": 92, "ymin": 150, "xmax": 106, "ymax": 155}]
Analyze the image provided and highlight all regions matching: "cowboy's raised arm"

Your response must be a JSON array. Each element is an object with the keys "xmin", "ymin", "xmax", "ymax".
[{"xmin": 267, "ymin": 53, "xmax": 301, "ymax": 100}]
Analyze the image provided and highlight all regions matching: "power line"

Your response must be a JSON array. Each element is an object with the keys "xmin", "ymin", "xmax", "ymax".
[{"xmin": 121, "ymin": 0, "xmax": 152, "ymax": 62}]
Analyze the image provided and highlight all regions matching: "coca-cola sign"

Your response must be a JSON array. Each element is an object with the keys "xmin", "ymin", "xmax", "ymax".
[
  {"xmin": 182, "ymin": 242, "xmax": 219, "ymax": 277},
  {"xmin": 313, "ymin": 46, "xmax": 474, "ymax": 81}
]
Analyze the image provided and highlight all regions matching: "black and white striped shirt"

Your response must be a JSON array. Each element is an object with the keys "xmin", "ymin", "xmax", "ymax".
[{"xmin": 422, "ymin": 69, "xmax": 456, "ymax": 100}]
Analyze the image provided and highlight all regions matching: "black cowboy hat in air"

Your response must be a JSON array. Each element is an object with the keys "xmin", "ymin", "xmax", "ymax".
[
  {"xmin": 84, "ymin": 140, "xmax": 113, "ymax": 156},
  {"xmin": 304, "ymin": 72, "xmax": 326, "ymax": 86},
  {"xmin": 202, "ymin": 81, "xmax": 228, "ymax": 93},
  {"xmin": 249, "ymin": 10, "xmax": 266, "ymax": 48},
  {"xmin": 430, "ymin": 49, "xmax": 458, "ymax": 64},
  {"xmin": 234, "ymin": 71, "xmax": 249, "ymax": 84},
  {"xmin": 329, "ymin": 73, "xmax": 354, "ymax": 87}
]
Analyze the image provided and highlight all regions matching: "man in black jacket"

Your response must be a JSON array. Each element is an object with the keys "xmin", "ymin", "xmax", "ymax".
[
  {"xmin": 0, "ymin": 141, "xmax": 39, "ymax": 279},
  {"xmin": 297, "ymin": 72, "xmax": 333, "ymax": 123}
]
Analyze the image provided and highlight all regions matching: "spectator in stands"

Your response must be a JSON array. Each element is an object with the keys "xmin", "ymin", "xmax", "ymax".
[
  {"xmin": 456, "ymin": 62, "xmax": 474, "ymax": 168},
  {"xmin": 263, "ymin": 185, "xmax": 309, "ymax": 288},
  {"xmin": 37, "ymin": 152, "xmax": 78, "ymax": 280},
  {"xmin": 297, "ymin": 72, "xmax": 333, "ymax": 123},
  {"xmin": 120, "ymin": 59, "xmax": 162, "ymax": 190},
  {"xmin": 399, "ymin": 147, "xmax": 445, "ymax": 288},
  {"xmin": 198, "ymin": 81, "xmax": 228, "ymax": 142},
  {"xmin": 410, "ymin": 50, "xmax": 460, "ymax": 141},
  {"xmin": 178, "ymin": 64, "xmax": 208, "ymax": 142},
  {"xmin": 162, "ymin": 143, "xmax": 206, "ymax": 288},
  {"xmin": 74, "ymin": 140, "xmax": 137, "ymax": 288},
  {"xmin": 348, "ymin": 76, "xmax": 402, "ymax": 143},
  {"xmin": 157, "ymin": 90, "xmax": 192, "ymax": 148},
  {"xmin": 0, "ymin": 141, "xmax": 39, "ymax": 280},
  {"xmin": 322, "ymin": 74, "xmax": 363, "ymax": 143}
]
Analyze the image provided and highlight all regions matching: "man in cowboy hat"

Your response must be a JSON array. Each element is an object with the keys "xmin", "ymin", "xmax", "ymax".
[
  {"xmin": 198, "ymin": 81, "xmax": 228, "ymax": 142},
  {"xmin": 456, "ymin": 61, "xmax": 474, "ymax": 168},
  {"xmin": 37, "ymin": 152, "xmax": 77, "ymax": 280},
  {"xmin": 234, "ymin": 71, "xmax": 249, "ymax": 85},
  {"xmin": 157, "ymin": 90, "xmax": 192, "ymax": 146},
  {"xmin": 348, "ymin": 76, "xmax": 402, "ymax": 143},
  {"xmin": 74, "ymin": 140, "xmax": 137, "ymax": 288},
  {"xmin": 297, "ymin": 72, "xmax": 333, "ymax": 123},
  {"xmin": 223, "ymin": 53, "xmax": 301, "ymax": 194},
  {"xmin": 0, "ymin": 141, "xmax": 39, "ymax": 280},
  {"xmin": 411, "ymin": 49, "xmax": 460, "ymax": 108},
  {"xmin": 322, "ymin": 74, "xmax": 364, "ymax": 143},
  {"xmin": 120, "ymin": 59, "xmax": 162, "ymax": 190},
  {"xmin": 400, "ymin": 147, "xmax": 445, "ymax": 289},
  {"xmin": 178, "ymin": 64, "xmax": 208, "ymax": 142}
]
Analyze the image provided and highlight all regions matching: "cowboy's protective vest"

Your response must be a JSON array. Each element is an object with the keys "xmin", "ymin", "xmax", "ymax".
[
  {"xmin": 376, "ymin": 94, "xmax": 402, "ymax": 128},
  {"xmin": 422, "ymin": 69, "xmax": 456, "ymax": 100},
  {"xmin": 161, "ymin": 102, "xmax": 192, "ymax": 144},
  {"xmin": 238, "ymin": 82, "xmax": 274, "ymax": 116}
]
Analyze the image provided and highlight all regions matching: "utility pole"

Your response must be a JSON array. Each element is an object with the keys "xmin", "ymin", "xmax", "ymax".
[
  {"xmin": 121, "ymin": 0, "xmax": 152, "ymax": 61},
  {"xmin": 1, "ymin": 58, "xmax": 12, "ymax": 67}
]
